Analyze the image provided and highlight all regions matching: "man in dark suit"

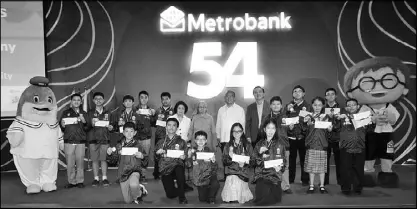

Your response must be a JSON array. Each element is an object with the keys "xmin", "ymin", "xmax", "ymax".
[{"xmin": 246, "ymin": 86, "xmax": 270, "ymax": 148}]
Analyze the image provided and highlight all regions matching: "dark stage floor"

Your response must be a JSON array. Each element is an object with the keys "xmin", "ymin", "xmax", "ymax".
[{"xmin": 1, "ymin": 165, "xmax": 415, "ymax": 208}]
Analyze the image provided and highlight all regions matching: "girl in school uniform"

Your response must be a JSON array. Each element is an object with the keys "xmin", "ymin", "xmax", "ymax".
[
  {"xmin": 303, "ymin": 97, "xmax": 332, "ymax": 194},
  {"xmin": 253, "ymin": 118, "xmax": 286, "ymax": 205},
  {"xmin": 221, "ymin": 123, "xmax": 255, "ymax": 204}
]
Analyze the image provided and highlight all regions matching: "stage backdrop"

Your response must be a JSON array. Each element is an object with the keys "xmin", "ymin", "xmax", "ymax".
[{"xmin": 1, "ymin": 1, "xmax": 415, "ymax": 171}]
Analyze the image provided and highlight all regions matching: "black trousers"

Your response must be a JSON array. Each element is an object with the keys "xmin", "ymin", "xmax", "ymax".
[
  {"xmin": 340, "ymin": 149, "xmax": 365, "ymax": 192},
  {"xmin": 325, "ymin": 141, "xmax": 341, "ymax": 185},
  {"xmin": 254, "ymin": 178, "xmax": 282, "ymax": 206},
  {"xmin": 289, "ymin": 139, "xmax": 309, "ymax": 184},
  {"xmin": 161, "ymin": 165, "xmax": 186, "ymax": 200},
  {"xmin": 153, "ymin": 138, "xmax": 162, "ymax": 178},
  {"xmin": 220, "ymin": 142, "xmax": 227, "ymax": 180},
  {"xmin": 197, "ymin": 176, "xmax": 220, "ymax": 202}
]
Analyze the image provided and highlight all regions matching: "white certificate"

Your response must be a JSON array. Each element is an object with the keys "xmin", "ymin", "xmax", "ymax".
[
  {"xmin": 314, "ymin": 121, "xmax": 332, "ymax": 129},
  {"xmin": 299, "ymin": 110, "xmax": 312, "ymax": 117},
  {"xmin": 196, "ymin": 152, "xmax": 214, "ymax": 160},
  {"xmin": 353, "ymin": 111, "xmax": 371, "ymax": 120},
  {"xmin": 264, "ymin": 159, "xmax": 283, "ymax": 169},
  {"xmin": 284, "ymin": 117, "xmax": 299, "ymax": 125},
  {"xmin": 353, "ymin": 117, "xmax": 372, "ymax": 129},
  {"xmin": 121, "ymin": 147, "xmax": 138, "ymax": 155},
  {"xmin": 325, "ymin": 108, "xmax": 340, "ymax": 115},
  {"xmin": 63, "ymin": 117, "xmax": 78, "ymax": 125},
  {"xmin": 95, "ymin": 120, "xmax": 109, "ymax": 127},
  {"xmin": 232, "ymin": 154, "xmax": 250, "ymax": 164},
  {"xmin": 156, "ymin": 120, "xmax": 166, "ymax": 127},
  {"xmin": 166, "ymin": 150, "xmax": 184, "ymax": 158},
  {"xmin": 138, "ymin": 109, "xmax": 151, "ymax": 115}
]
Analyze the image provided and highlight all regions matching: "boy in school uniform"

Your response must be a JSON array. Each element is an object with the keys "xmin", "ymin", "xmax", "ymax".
[
  {"xmin": 60, "ymin": 93, "xmax": 90, "ymax": 189},
  {"xmin": 135, "ymin": 91, "xmax": 156, "ymax": 184},
  {"xmin": 324, "ymin": 88, "xmax": 342, "ymax": 185},
  {"xmin": 153, "ymin": 92, "xmax": 174, "ymax": 180},
  {"xmin": 188, "ymin": 131, "xmax": 219, "ymax": 204},
  {"xmin": 335, "ymin": 98, "xmax": 371, "ymax": 195},
  {"xmin": 107, "ymin": 122, "xmax": 148, "ymax": 204},
  {"xmin": 87, "ymin": 92, "xmax": 114, "ymax": 186}
]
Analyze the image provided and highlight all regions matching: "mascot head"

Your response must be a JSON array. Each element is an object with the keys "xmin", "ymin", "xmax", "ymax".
[
  {"xmin": 16, "ymin": 76, "xmax": 57, "ymax": 124},
  {"xmin": 343, "ymin": 57, "xmax": 410, "ymax": 105}
]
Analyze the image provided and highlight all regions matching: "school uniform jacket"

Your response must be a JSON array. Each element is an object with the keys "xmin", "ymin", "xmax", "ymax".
[
  {"xmin": 59, "ymin": 108, "xmax": 89, "ymax": 144},
  {"xmin": 335, "ymin": 109, "xmax": 371, "ymax": 153},
  {"xmin": 154, "ymin": 134, "xmax": 188, "ymax": 175},
  {"xmin": 115, "ymin": 137, "xmax": 148, "ymax": 182},
  {"xmin": 87, "ymin": 108, "xmax": 112, "ymax": 144},
  {"xmin": 285, "ymin": 100, "xmax": 312, "ymax": 140},
  {"xmin": 325, "ymin": 102, "xmax": 342, "ymax": 143},
  {"xmin": 135, "ymin": 106, "xmax": 156, "ymax": 141},
  {"xmin": 189, "ymin": 146, "xmax": 218, "ymax": 187},
  {"xmin": 253, "ymin": 139, "xmax": 286, "ymax": 185},
  {"xmin": 153, "ymin": 106, "xmax": 174, "ymax": 142},
  {"xmin": 304, "ymin": 114, "xmax": 331, "ymax": 151},
  {"xmin": 222, "ymin": 141, "xmax": 255, "ymax": 182}
]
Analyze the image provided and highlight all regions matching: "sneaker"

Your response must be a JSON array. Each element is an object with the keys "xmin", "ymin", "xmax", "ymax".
[
  {"xmin": 179, "ymin": 198, "xmax": 188, "ymax": 204},
  {"xmin": 64, "ymin": 183, "xmax": 77, "ymax": 189},
  {"xmin": 307, "ymin": 185, "xmax": 315, "ymax": 194},
  {"xmin": 139, "ymin": 184, "xmax": 148, "ymax": 197},
  {"xmin": 92, "ymin": 180, "xmax": 100, "ymax": 187},
  {"xmin": 283, "ymin": 189, "xmax": 293, "ymax": 194},
  {"xmin": 76, "ymin": 183, "xmax": 85, "ymax": 188},
  {"xmin": 319, "ymin": 186, "xmax": 329, "ymax": 194},
  {"xmin": 133, "ymin": 197, "xmax": 143, "ymax": 204},
  {"xmin": 102, "ymin": 179, "xmax": 110, "ymax": 187}
]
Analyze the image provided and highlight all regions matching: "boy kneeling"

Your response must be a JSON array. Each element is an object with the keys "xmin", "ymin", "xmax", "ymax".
[
  {"xmin": 107, "ymin": 122, "xmax": 148, "ymax": 204},
  {"xmin": 188, "ymin": 131, "xmax": 220, "ymax": 204}
]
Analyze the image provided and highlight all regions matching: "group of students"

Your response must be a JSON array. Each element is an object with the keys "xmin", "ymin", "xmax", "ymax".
[{"xmin": 58, "ymin": 85, "xmax": 373, "ymax": 205}]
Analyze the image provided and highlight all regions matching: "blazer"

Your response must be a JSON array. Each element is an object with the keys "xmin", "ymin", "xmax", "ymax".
[{"xmin": 245, "ymin": 100, "xmax": 270, "ymax": 143}]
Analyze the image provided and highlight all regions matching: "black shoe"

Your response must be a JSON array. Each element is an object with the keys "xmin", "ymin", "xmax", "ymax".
[
  {"xmin": 64, "ymin": 183, "xmax": 77, "ymax": 189},
  {"xmin": 76, "ymin": 183, "xmax": 85, "ymax": 188},
  {"xmin": 134, "ymin": 196, "xmax": 144, "ymax": 204},
  {"xmin": 102, "ymin": 179, "xmax": 110, "ymax": 187},
  {"xmin": 92, "ymin": 180, "xmax": 100, "ymax": 187},
  {"xmin": 209, "ymin": 200, "xmax": 215, "ymax": 204},
  {"xmin": 302, "ymin": 182, "xmax": 309, "ymax": 186},
  {"xmin": 289, "ymin": 181, "xmax": 294, "ymax": 184},
  {"xmin": 179, "ymin": 198, "xmax": 188, "ymax": 204},
  {"xmin": 319, "ymin": 186, "xmax": 329, "ymax": 194},
  {"xmin": 154, "ymin": 176, "xmax": 160, "ymax": 180},
  {"xmin": 307, "ymin": 185, "xmax": 315, "ymax": 194},
  {"xmin": 283, "ymin": 189, "xmax": 293, "ymax": 194}
]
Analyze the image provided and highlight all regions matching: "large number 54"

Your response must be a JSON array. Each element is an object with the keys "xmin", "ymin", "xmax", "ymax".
[{"xmin": 187, "ymin": 42, "xmax": 264, "ymax": 99}]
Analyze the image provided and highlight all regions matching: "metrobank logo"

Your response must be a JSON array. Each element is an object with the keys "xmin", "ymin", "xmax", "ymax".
[{"xmin": 160, "ymin": 6, "xmax": 292, "ymax": 33}]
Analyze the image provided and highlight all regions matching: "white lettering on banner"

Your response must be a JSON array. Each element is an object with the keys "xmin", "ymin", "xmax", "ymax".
[
  {"xmin": 187, "ymin": 42, "xmax": 264, "ymax": 99},
  {"xmin": 161, "ymin": 6, "xmax": 292, "ymax": 33}
]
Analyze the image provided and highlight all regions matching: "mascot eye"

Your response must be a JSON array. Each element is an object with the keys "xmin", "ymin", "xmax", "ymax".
[
  {"xmin": 33, "ymin": 96, "xmax": 40, "ymax": 103},
  {"xmin": 48, "ymin": 96, "xmax": 53, "ymax": 103}
]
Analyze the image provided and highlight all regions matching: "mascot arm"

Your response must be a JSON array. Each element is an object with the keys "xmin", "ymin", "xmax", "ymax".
[
  {"xmin": 386, "ymin": 105, "xmax": 400, "ymax": 125},
  {"xmin": 58, "ymin": 127, "xmax": 64, "ymax": 151},
  {"xmin": 6, "ymin": 122, "xmax": 25, "ymax": 148}
]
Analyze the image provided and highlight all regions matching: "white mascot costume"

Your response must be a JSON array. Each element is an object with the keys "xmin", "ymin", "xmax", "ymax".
[{"xmin": 6, "ymin": 76, "xmax": 64, "ymax": 194}]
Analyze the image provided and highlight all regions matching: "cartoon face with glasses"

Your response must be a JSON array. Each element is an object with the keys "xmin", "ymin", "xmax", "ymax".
[{"xmin": 344, "ymin": 57, "xmax": 410, "ymax": 106}]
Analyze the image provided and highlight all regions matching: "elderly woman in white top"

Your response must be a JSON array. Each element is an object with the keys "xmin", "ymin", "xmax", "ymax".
[
  {"xmin": 168, "ymin": 101, "xmax": 191, "ymax": 142},
  {"xmin": 188, "ymin": 101, "xmax": 217, "ymax": 150}
]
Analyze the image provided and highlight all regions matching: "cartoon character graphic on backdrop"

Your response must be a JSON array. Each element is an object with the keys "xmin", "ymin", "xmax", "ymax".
[
  {"xmin": 6, "ymin": 76, "xmax": 64, "ymax": 194},
  {"xmin": 343, "ymin": 57, "xmax": 410, "ymax": 188}
]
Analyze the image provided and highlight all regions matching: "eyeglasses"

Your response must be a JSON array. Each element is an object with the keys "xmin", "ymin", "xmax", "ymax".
[
  {"xmin": 346, "ymin": 104, "xmax": 358, "ymax": 107},
  {"xmin": 233, "ymin": 130, "xmax": 243, "ymax": 133},
  {"xmin": 347, "ymin": 73, "xmax": 405, "ymax": 93}
]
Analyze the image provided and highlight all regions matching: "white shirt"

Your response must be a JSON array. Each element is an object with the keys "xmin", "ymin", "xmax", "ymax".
[
  {"xmin": 216, "ymin": 103, "xmax": 246, "ymax": 143},
  {"xmin": 360, "ymin": 104, "xmax": 400, "ymax": 133},
  {"xmin": 256, "ymin": 100, "xmax": 264, "ymax": 128},
  {"xmin": 168, "ymin": 114, "xmax": 191, "ymax": 141}
]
